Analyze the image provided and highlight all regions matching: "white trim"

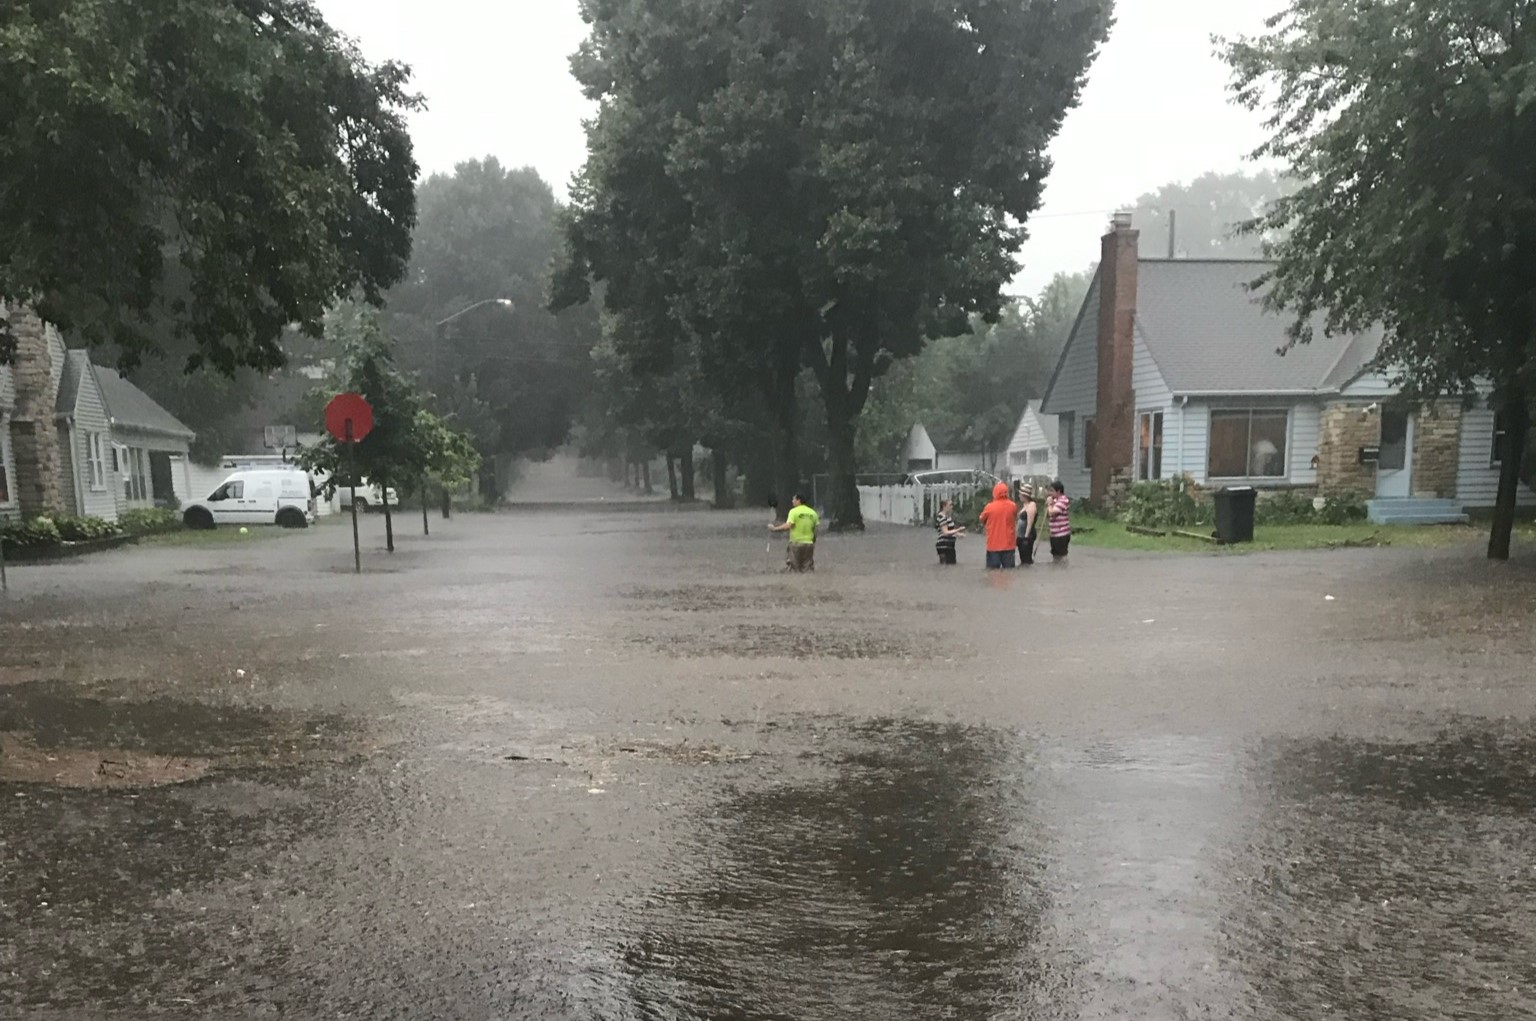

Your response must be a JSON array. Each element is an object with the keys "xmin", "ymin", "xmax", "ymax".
[{"xmin": 86, "ymin": 431, "xmax": 108, "ymax": 491}]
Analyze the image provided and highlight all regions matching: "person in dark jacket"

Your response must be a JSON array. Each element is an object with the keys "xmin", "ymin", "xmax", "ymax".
[{"xmin": 1015, "ymin": 483, "xmax": 1039, "ymax": 565}]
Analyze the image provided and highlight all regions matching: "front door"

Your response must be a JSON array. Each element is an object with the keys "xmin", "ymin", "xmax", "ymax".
[{"xmin": 1376, "ymin": 409, "xmax": 1414, "ymax": 498}]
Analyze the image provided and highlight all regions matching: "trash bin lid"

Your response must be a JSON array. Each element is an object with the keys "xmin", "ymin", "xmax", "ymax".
[{"xmin": 1220, "ymin": 486, "xmax": 1256, "ymax": 493}]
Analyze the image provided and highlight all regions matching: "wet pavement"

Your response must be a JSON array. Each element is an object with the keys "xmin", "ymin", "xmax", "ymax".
[{"xmin": 2, "ymin": 506, "xmax": 1535, "ymax": 1019}]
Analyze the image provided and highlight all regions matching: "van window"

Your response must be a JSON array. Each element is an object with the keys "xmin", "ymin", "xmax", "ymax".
[{"xmin": 210, "ymin": 481, "xmax": 244, "ymax": 501}]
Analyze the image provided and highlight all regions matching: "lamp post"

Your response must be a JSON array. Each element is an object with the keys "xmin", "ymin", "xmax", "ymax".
[{"xmin": 431, "ymin": 299, "xmax": 514, "ymax": 524}]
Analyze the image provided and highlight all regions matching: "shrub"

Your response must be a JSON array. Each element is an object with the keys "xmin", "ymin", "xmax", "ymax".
[
  {"xmin": 1317, "ymin": 490, "xmax": 1369, "ymax": 525},
  {"xmin": 53, "ymin": 515, "xmax": 124, "ymax": 542},
  {"xmin": 0, "ymin": 516, "xmax": 63, "ymax": 549},
  {"xmin": 1255, "ymin": 490, "xmax": 1317, "ymax": 526},
  {"xmin": 1120, "ymin": 476, "xmax": 1210, "ymax": 528},
  {"xmin": 120, "ymin": 507, "xmax": 181, "ymax": 535}
]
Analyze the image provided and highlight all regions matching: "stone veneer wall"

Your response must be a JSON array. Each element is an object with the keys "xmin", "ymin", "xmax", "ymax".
[
  {"xmin": 7, "ymin": 308, "xmax": 64, "ymax": 516},
  {"xmin": 1317, "ymin": 403, "xmax": 1380, "ymax": 495},
  {"xmin": 1412, "ymin": 404, "xmax": 1462, "ymax": 499}
]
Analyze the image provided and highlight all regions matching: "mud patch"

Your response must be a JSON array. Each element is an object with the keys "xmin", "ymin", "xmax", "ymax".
[
  {"xmin": 638, "ymin": 622, "xmax": 921, "ymax": 660},
  {"xmin": 0, "ymin": 680, "xmax": 360, "ymax": 788},
  {"xmin": 0, "ymin": 733, "xmax": 212, "ymax": 787}
]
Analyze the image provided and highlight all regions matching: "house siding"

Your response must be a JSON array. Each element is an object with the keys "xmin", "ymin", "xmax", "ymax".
[
  {"xmin": 1456, "ymin": 403, "xmax": 1536, "ymax": 509},
  {"xmin": 70, "ymin": 367, "xmax": 119, "ymax": 521},
  {"xmin": 1289, "ymin": 403, "xmax": 1321, "ymax": 485},
  {"xmin": 1131, "ymin": 331, "xmax": 1176, "ymax": 480},
  {"xmin": 1042, "ymin": 273, "xmax": 1100, "ymax": 418},
  {"xmin": 1006, "ymin": 408, "xmax": 1059, "ymax": 480}
]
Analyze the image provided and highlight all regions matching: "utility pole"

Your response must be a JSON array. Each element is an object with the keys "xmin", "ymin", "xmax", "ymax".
[{"xmin": 1168, "ymin": 210, "xmax": 1177, "ymax": 259}]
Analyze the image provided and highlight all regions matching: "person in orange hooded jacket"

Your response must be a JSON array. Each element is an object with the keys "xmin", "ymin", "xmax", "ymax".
[{"xmin": 977, "ymin": 482, "xmax": 1019, "ymax": 570}]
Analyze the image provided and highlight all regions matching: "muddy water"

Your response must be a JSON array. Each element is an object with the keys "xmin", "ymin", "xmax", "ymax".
[{"xmin": 2, "ymin": 509, "xmax": 1535, "ymax": 1018}]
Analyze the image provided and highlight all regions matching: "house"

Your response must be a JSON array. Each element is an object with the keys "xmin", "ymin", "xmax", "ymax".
[
  {"xmin": 1041, "ymin": 213, "xmax": 1535, "ymax": 523},
  {"xmin": 1005, "ymin": 400, "xmax": 1060, "ymax": 481},
  {"xmin": 2, "ymin": 306, "xmax": 195, "ymax": 522},
  {"xmin": 900, "ymin": 423, "xmax": 987, "ymax": 474}
]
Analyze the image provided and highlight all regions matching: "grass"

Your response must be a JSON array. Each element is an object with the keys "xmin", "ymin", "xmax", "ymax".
[
  {"xmin": 137, "ymin": 517, "xmax": 340, "ymax": 548},
  {"xmin": 1069, "ymin": 515, "xmax": 1531, "ymax": 554}
]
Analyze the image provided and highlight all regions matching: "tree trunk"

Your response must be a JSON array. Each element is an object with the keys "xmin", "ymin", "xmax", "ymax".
[
  {"xmin": 440, "ymin": 483, "xmax": 452, "ymax": 519},
  {"xmin": 666, "ymin": 455, "xmax": 680, "ymax": 500},
  {"xmin": 420, "ymin": 477, "xmax": 429, "ymax": 535},
  {"xmin": 680, "ymin": 447, "xmax": 696, "ymax": 501},
  {"xmin": 710, "ymin": 448, "xmax": 734, "ymax": 509},
  {"xmin": 642, "ymin": 461, "xmax": 653, "ymax": 495},
  {"xmin": 381, "ymin": 478, "xmax": 396, "ymax": 553},
  {"xmin": 1488, "ymin": 392, "xmax": 1530, "ymax": 561},
  {"xmin": 824, "ymin": 389, "xmax": 864, "ymax": 530}
]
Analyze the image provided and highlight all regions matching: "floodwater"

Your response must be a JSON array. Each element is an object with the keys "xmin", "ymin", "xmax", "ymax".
[{"xmin": 2, "ymin": 499, "xmax": 1535, "ymax": 1019}]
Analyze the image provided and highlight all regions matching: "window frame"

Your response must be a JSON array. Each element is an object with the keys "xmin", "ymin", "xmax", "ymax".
[
  {"xmin": 1083, "ymin": 417, "xmax": 1097, "ymax": 471},
  {"xmin": 1061, "ymin": 412, "xmax": 1076, "ymax": 459},
  {"xmin": 1491, "ymin": 410, "xmax": 1509, "ymax": 467},
  {"xmin": 1138, "ymin": 411, "xmax": 1165, "ymax": 481},
  {"xmin": 0, "ymin": 422, "xmax": 13, "ymax": 507},
  {"xmin": 86, "ymin": 432, "xmax": 108, "ymax": 491},
  {"xmin": 1208, "ymin": 408, "xmax": 1291, "ymax": 481}
]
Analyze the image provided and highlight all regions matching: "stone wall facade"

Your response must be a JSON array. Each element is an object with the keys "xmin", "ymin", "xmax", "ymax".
[
  {"xmin": 1317, "ymin": 402, "xmax": 1380, "ymax": 496},
  {"xmin": 1412, "ymin": 404, "xmax": 1462, "ymax": 499},
  {"xmin": 6, "ymin": 308, "xmax": 65, "ymax": 517}
]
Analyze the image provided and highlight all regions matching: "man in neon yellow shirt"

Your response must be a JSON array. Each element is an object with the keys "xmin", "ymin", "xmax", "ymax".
[{"xmin": 768, "ymin": 493, "xmax": 819, "ymax": 572}]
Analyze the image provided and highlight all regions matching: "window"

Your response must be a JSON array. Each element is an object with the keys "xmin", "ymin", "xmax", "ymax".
[
  {"xmin": 1084, "ymin": 417, "xmax": 1097, "ymax": 470},
  {"xmin": 0, "ymin": 428, "xmax": 11, "ymax": 506},
  {"xmin": 86, "ymin": 433, "xmax": 107, "ymax": 491},
  {"xmin": 1492, "ymin": 410, "xmax": 1510, "ymax": 466},
  {"xmin": 1138, "ymin": 412, "xmax": 1164, "ymax": 481},
  {"xmin": 1379, "ymin": 410, "xmax": 1409, "ymax": 471},
  {"xmin": 1061, "ymin": 412, "xmax": 1075, "ymax": 458},
  {"xmin": 1209, "ymin": 410, "xmax": 1289, "ymax": 479},
  {"xmin": 209, "ymin": 481, "xmax": 245, "ymax": 501},
  {"xmin": 1008, "ymin": 450, "xmax": 1029, "ymax": 469},
  {"xmin": 1030, "ymin": 447, "xmax": 1050, "ymax": 465}
]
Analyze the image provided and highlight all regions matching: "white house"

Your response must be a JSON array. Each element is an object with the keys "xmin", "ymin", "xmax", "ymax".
[
  {"xmin": 1005, "ymin": 400, "xmax": 1059, "ymax": 481},
  {"xmin": 1041, "ymin": 213, "xmax": 1535, "ymax": 524},
  {"xmin": 900, "ymin": 423, "xmax": 987, "ymax": 474},
  {"xmin": 2, "ymin": 306, "xmax": 194, "ymax": 522}
]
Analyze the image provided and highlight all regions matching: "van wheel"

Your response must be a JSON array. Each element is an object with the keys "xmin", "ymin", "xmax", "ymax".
[
  {"xmin": 353, "ymin": 497, "xmax": 370, "ymax": 513},
  {"xmin": 184, "ymin": 507, "xmax": 215, "ymax": 530},
  {"xmin": 276, "ymin": 508, "xmax": 309, "ymax": 529}
]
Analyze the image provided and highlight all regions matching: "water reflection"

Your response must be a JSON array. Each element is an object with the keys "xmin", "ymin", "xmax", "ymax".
[
  {"xmin": 614, "ymin": 719, "xmax": 1059, "ymax": 1020},
  {"xmin": 1227, "ymin": 732, "xmax": 1536, "ymax": 1019}
]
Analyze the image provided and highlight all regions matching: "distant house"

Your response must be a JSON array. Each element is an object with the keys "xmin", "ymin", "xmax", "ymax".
[
  {"xmin": 2, "ymin": 306, "xmax": 194, "ymax": 522},
  {"xmin": 1041, "ymin": 213, "xmax": 1535, "ymax": 524},
  {"xmin": 1005, "ymin": 401, "xmax": 1059, "ymax": 481},
  {"xmin": 900, "ymin": 423, "xmax": 987, "ymax": 474}
]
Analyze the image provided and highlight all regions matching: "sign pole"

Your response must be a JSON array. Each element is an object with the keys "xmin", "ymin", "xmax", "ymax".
[
  {"xmin": 0, "ymin": 529, "xmax": 8, "ymax": 594},
  {"xmin": 347, "ymin": 420, "xmax": 361, "ymax": 575}
]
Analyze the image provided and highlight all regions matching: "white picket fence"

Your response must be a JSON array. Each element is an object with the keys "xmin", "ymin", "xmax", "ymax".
[{"xmin": 857, "ymin": 482, "xmax": 985, "ymax": 527}]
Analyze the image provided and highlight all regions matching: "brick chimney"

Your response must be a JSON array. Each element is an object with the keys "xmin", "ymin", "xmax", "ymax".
[
  {"xmin": 5, "ymin": 306, "xmax": 65, "ymax": 517},
  {"xmin": 1092, "ymin": 211, "xmax": 1139, "ymax": 506}
]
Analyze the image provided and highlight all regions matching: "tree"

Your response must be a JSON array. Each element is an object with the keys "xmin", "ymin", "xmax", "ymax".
[
  {"xmin": 1224, "ymin": 0, "xmax": 1536, "ymax": 560},
  {"xmin": 0, "ymin": 0, "xmax": 419, "ymax": 372},
  {"xmin": 1127, "ymin": 170, "xmax": 1292, "ymax": 259},
  {"xmin": 386, "ymin": 159, "xmax": 599, "ymax": 477},
  {"xmin": 300, "ymin": 305, "xmax": 434, "ymax": 552},
  {"xmin": 560, "ymin": 0, "xmax": 1111, "ymax": 528}
]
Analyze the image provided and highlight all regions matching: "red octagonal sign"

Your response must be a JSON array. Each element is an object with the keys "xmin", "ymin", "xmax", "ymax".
[{"xmin": 325, "ymin": 392, "xmax": 374, "ymax": 443}]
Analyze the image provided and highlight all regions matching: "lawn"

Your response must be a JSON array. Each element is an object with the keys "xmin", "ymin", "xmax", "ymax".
[
  {"xmin": 1069, "ymin": 515, "xmax": 1530, "ymax": 554},
  {"xmin": 139, "ymin": 518, "xmax": 340, "ymax": 549}
]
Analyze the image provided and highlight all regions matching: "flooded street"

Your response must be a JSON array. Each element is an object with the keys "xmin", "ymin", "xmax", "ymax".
[{"xmin": 3, "ymin": 506, "xmax": 1536, "ymax": 1019}]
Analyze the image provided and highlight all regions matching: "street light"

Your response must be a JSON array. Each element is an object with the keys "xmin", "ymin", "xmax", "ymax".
[{"xmin": 430, "ymin": 298, "xmax": 514, "ymax": 526}]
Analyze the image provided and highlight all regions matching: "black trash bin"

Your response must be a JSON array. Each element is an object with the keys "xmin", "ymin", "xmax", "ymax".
[{"xmin": 1213, "ymin": 486, "xmax": 1257, "ymax": 544}]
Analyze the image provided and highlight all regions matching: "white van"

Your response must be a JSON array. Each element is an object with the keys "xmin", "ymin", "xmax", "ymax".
[
  {"xmin": 337, "ymin": 477, "xmax": 399, "ymax": 512},
  {"xmin": 182, "ymin": 468, "xmax": 317, "ymax": 530}
]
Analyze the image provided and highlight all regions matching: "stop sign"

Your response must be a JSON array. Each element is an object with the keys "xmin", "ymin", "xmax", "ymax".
[{"xmin": 324, "ymin": 392, "xmax": 374, "ymax": 443}]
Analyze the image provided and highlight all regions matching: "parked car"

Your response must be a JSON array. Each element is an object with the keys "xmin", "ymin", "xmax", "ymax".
[
  {"xmin": 182, "ymin": 468, "xmax": 317, "ymax": 530},
  {"xmin": 337, "ymin": 477, "xmax": 399, "ymax": 512}
]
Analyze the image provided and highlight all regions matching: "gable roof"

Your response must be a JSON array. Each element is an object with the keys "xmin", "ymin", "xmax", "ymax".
[
  {"xmin": 55, "ymin": 350, "xmax": 95, "ymax": 416},
  {"xmin": 95, "ymin": 365, "xmax": 195, "ymax": 440},
  {"xmin": 1042, "ymin": 258, "xmax": 1383, "ymax": 407},
  {"xmin": 1025, "ymin": 401, "xmax": 1059, "ymax": 446},
  {"xmin": 1134, "ymin": 259, "xmax": 1381, "ymax": 394}
]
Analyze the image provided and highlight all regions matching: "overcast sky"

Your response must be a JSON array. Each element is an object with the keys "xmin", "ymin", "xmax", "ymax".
[{"xmin": 318, "ymin": 0, "xmax": 1278, "ymax": 295}]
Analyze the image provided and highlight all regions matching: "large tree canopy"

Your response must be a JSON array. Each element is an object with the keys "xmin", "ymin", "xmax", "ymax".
[
  {"xmin": 0, "ymin": 0, "xmax": 419, "ymax": 372},
  {"xmin": 1225, "ymin": 0, "xmax": 1536, "ymax": 559},
  {"xmin": 388, "ymin": 159, "xmax": 598, "ymax": 468},
  {"xmin": 1128, "ymin": 170, "xmax": 1291, "ymax": 259},
  {"xmin": 558, "ymin": 0, "xmax": 1111, "ymax": 526}
]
